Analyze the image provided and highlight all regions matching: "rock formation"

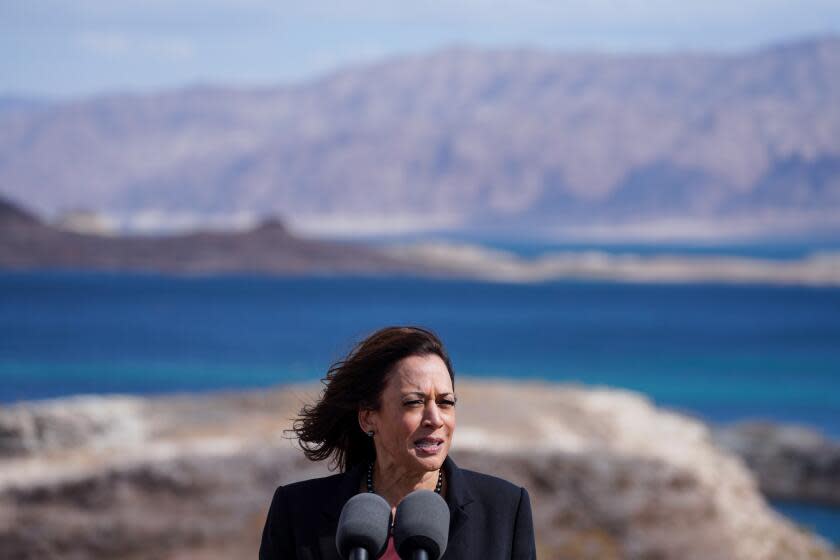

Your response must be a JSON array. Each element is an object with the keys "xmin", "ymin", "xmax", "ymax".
[
  {"xmin": 714, "ymin": 421, "xmax": 840, "ymax": 506},
  {"xmin": 0, "ymin": 382, "xmax": 835, "ymax": 559}
]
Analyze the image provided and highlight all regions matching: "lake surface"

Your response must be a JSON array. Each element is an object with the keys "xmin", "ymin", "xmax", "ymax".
[
  {"xmin": 2, "ymin": 272, "xmax": 838, "ymax": 432},
  {"xmin": 2, "ymin": 272, "xmax": 839, "ymax": 543}
]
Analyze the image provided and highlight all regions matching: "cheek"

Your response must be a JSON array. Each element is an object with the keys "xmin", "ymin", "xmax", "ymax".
[
  {"xmin": 401, "ymin": 411, "xmax": 423, "ymax": 435},
  {"xmin": 390, "ymin": 411, "xmax": 423, "ymax": 446},
  {"xmin": 379, "ymin": 408, "xmax": 418, "ymax": 442},
  {"xmin": 441, "ymin": 409, "xmax": 456, "ymax": 437}
]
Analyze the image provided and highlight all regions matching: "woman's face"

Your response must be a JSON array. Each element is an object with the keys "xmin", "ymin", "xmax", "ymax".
[{"xmin": 360, "ymin": 354, "xmax": 456, "ymax": 474}]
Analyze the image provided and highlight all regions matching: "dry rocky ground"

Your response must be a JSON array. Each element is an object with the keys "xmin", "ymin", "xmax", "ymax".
[{"xmin": 0, "ymin": 381, "xmax": 836, "ymax": 560}]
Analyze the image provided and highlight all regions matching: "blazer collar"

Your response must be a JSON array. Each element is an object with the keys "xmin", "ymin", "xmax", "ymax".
[
  {"xmin": 318, "ymin": 462, "xmax": 366, "ymax": 560},
  {"xmin": 318, "ymin": 456, "xmax": 475, "ymax": 556},
  {"xmin": 322, "ymin": 461, "xmax": 367, "ymax": 522},
  {"xmin": 442, "ymin": 455, "xmax": 474, "ymax": 510},
  {"xmin": 442, "ymin": 455, "xmax": 475, "ymax": 544}
]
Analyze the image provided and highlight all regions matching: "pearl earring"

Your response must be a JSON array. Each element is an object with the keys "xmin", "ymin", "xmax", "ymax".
[{"xmin": 366, "ymin": 430, "xmax": 375, "ymax": 437}]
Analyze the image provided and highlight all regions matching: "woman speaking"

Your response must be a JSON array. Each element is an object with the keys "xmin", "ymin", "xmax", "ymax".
[{"xmin": 259, "ymin": 326, "xmax": 536, "ymax": 559}]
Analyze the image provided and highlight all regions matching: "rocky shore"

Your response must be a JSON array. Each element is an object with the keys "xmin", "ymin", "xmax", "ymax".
[
  {"xmin": 0, "ymin": 381, "xmax": 836, "ymax": 559},
  {"xmin": 713, "ymin": 421, "xmax": 840, "ymax": 506}
]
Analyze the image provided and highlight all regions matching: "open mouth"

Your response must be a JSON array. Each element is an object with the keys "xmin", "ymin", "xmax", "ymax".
[{"xmin": 413, "ymin": 437, "xmax": 445, "ymax": 454}]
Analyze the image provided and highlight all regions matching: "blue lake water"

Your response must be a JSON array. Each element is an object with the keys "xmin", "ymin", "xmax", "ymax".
[
  {"xmin": 771, "ymin": 501, "xmax": 840, "ymax": 547},
  {"xmin": 2, "ymin": 272, "xmax": 838, "ymax": 433},
  {"xmin": 1, "ymin": 272, "xmax": 839, "ymax": 543}
]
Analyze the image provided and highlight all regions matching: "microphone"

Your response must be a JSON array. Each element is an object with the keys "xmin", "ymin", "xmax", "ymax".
[
  {"xmin": 393, "ymin": 490, "xmax": 450, "ymax": 560},
  {"xmin": 336, "ymin": 493, "xmax": 392, "ymax": 560}
]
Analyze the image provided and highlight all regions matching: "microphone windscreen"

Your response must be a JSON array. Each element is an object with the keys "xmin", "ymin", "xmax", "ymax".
[
  {"xmin": 336, "ymin": 493, "xmax": 392, "ymax": 560},
  {"xmin": 393, "ymin": 489, "xmax": 450, "ymax": 560}
]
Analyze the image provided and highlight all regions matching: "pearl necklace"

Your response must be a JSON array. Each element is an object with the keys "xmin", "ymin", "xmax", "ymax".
[{"xmin": 366, "ymin": 462, "xmax": 444, "ymax": 494}]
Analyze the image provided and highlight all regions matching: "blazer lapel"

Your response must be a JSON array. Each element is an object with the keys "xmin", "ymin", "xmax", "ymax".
[
  {"xmin": 317, "ymin": 463, "xmax": 366, "ymax": 560},
  {"xmin": 442, "ymin": 456, "xmax": 475, "ymax": 547},
  {"xmin": 317, "ymin": 534, "xmax": 341, "ymax": 560}
]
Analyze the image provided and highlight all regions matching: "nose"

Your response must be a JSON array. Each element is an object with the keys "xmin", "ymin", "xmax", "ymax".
[{"xmin": 423, "ymin": 401, "xmax": 444, "ymax": 428}]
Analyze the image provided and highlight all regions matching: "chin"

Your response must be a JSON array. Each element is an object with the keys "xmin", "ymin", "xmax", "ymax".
[{"xmin": 409, "ymin": 449, "xmax": 448, "ymax": 471}]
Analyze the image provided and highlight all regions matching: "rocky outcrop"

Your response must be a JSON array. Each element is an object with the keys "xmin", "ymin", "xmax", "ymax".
[
  {"xmin": 714, "ymin": 421, "xmax": 840, "ymax": 506},
  {"xmin": 451, "ymin": 383, "xmax": 838, "ymax": 559},
  {"xmin": 0, "ymin": 396, "xmax": 147, "ymax": 457},
  {"xmin": 0, "ymin": 382, "xmax": 835, "ymax": 559}
]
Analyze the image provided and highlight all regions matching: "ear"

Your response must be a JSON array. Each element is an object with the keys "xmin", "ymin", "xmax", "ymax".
[{"xmin": 358, "ymin": 407, "xmax": 376, "ymax": 434}]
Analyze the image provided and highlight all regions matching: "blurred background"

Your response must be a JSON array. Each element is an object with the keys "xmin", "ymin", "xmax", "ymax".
[{"xmin": 1, "ymin": 1, "xmax": 840, "ymax": 558}]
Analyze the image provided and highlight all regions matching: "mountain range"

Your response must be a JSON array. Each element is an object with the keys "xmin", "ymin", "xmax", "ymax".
[{"xmin": 1, "ymin": 36, "xmax": 838, "ymax": 240}]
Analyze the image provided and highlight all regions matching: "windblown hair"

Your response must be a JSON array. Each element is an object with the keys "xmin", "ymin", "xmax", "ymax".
[{"xmin": 292, "ymin": 326, "xmax": 454, "ymax": 472}]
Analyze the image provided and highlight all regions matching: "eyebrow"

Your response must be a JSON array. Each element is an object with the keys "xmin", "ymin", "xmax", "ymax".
[{"xmin": 401, "ymin": 391, "xmax": 456, "ymax": 399}]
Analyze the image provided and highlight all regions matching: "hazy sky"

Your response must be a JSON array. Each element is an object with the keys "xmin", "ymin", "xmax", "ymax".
[{"xmin": 4, "ymin": 0, "xmax": 840, "ymax": 99}]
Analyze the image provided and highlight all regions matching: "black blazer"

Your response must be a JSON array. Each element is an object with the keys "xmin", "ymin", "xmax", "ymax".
[{"xmin": 259, "ymin": 456, "xmax": 536, "ymax": 559}]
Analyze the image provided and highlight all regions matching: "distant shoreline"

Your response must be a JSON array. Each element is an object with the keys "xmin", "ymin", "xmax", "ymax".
[
  {"xmin": 382, "ymin": 242, "xmax": 840, "ymax": 286},
  {"xmin": 3, "ymin": 244, "xmax": 840, "ymax": 287},
  {"xmin": 4, "ymin": 195, "xmax": 840, "ymax": 286}
]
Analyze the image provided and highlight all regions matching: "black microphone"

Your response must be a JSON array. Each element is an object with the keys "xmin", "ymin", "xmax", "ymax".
[
  {"xmin": 393, "ymin": 490, "xmax": 450, "ymax": 560},
  {"xmin": 336, "ymin": 493, "xmax": 392, "ymax": 560}
]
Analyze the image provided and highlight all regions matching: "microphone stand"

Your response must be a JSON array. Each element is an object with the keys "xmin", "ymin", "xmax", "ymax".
[{"xmin": 349, "ymin": 548, "xmax": 369, "ymax": 560}]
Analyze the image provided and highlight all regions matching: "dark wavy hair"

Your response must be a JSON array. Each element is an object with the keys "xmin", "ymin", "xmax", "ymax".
[{"xmin": 292, "ymin": 326, "xmax": 455, "ymax": 472}]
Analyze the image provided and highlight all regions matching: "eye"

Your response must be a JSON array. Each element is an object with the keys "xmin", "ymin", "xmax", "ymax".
[
  {"xmin": 438, "ymin": 399, "xmax": 456, "ymax": 408},
  {"xmin": 403, "ymin": 399, "xmax": 424, "ymax": 407}
]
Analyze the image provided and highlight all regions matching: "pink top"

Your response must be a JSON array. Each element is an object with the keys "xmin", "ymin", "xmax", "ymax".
[{"xmin": 381, "ymin": 535, "xmax": 400, "ymax": 560}]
